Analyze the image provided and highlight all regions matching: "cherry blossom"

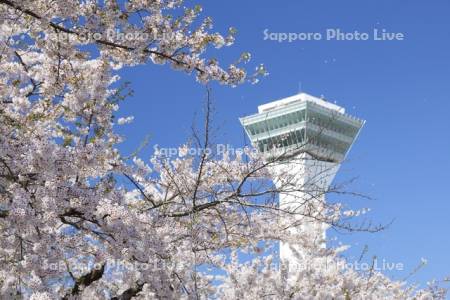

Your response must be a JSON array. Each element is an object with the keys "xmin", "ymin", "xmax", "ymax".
[{"xmin": 0, "ymin": 1, "xmax": 445, "ymax": 299}]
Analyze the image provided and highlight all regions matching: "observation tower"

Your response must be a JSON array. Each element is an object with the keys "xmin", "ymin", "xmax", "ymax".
[{"xmin": 240, "ymin": 93, "xmax": 364, "ymax": 266}]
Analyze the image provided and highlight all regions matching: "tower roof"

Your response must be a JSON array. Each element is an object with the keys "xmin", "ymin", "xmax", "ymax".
[{"xmin": 257, "ymin": 93, "xmax": 345, "ymax": 114}]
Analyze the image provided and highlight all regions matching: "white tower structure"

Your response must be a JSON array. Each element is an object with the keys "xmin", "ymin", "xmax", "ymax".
[{"xmin": 239, "ymin": 93, "xmax": 364, "ymax": 270}]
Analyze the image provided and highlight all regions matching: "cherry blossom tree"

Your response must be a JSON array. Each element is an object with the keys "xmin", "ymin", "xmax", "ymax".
[{"xmin": 0, "ymin": 1, "xmax": 446, "ymax": 299}]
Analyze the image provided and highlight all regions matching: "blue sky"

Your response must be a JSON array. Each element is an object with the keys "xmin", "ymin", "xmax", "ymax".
[{"xmin": 116, "ymin": 0, "xmax": 450, "ymax": 287}]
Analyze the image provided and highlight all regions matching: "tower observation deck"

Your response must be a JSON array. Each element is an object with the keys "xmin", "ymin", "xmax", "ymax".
[{"xmin": 240, "ymin": 93, "xmax": 364, "ymax": 163}]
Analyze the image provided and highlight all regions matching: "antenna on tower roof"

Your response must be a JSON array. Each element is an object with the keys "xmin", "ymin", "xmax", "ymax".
[{"xmin": 298, "ymin": 81, "xmax": 303, "ymax": 94}]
